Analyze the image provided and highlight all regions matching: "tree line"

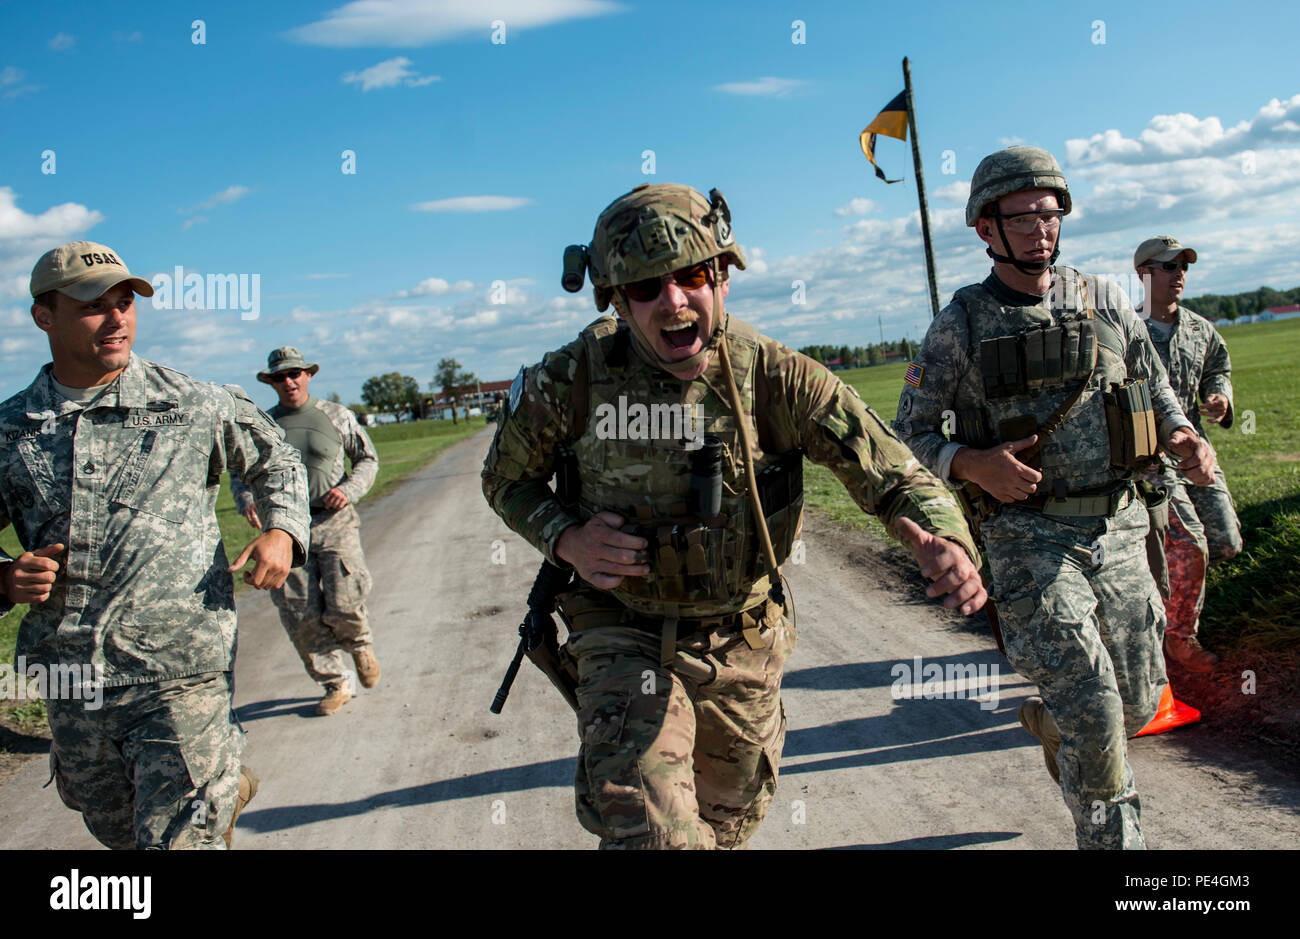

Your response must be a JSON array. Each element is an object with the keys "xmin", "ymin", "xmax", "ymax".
[
  {"xmin": 1183, "ymin": 284, "xmax": 1300, "ymax": 321},
  {"xmin": 350, "ymin": 358, "xmax": 480, "ymax": 423},
  {"xmin": 798, "ymin": 338, "xmax": 917, "ymax": 368}
]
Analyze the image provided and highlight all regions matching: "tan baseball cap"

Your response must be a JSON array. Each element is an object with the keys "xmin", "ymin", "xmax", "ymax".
[
  {"xmin": 1134, "ymin": 235, "xmax": 1197, "ymax": 269},
  {"xmin": 29, "ymin": 241, "xmax": 155, "ymax": 301}
]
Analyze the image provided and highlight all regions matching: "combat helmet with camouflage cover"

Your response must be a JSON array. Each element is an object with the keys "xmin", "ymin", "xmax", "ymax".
[
  {"xmin": 966, "ymin": 146, "xmax": 1071, "ymax": 274},
  {"xmin": 562, "ymin": 183, "xmax": 746, "ymax": 377}
]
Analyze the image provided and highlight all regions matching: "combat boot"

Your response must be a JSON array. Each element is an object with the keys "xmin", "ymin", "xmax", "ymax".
[
  {"xmin": 316, "ymin": 681, "xmax": 351, "ymax": 716},
  {"xmin": 353, "ymin": 646, "xmax": 381, "ymax": 688},
  {"xmin": 1165, "ymin": 634, "xmax": 1218, "ymax": 672},
  {"xmin": 1018, "ymin": 696, "xmax": 1061, "ymax": 784},
  {"xmin": 222, "ymin": 765, "xmax": 259, "ymax": 849}
]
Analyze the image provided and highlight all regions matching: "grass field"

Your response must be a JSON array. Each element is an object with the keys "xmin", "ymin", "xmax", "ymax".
[
  {"xmin": 809, "ymin": 317, "xmax": 1300, "ymax": 653},
  {"xmin": 0, "ymin": 416, "xmax": 489, "ymax": 673}
]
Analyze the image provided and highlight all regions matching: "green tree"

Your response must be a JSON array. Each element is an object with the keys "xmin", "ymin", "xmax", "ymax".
[
  {"xmin": 434, "ymin": 358, "xmax": 479, "ymax": 425},
  {"xmin": 361, "ymin": 372, "xmax": 420, "ymax": 421},
  {"xmin": 326, "ymin": 391, "xmax": 343, "ymax": 404},
  {"xmin": 1222, "ymin": 297, "xmax": 1238, "ymax": 321}
]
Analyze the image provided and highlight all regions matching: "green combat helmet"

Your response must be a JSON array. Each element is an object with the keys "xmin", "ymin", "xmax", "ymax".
[
  {"xmin": 561, "ymin": 183, "xmax": 746, "ymax": 378},
  {"xmin": 966, "ymin": 145, "xmax": 1072, "ymax": 275}
]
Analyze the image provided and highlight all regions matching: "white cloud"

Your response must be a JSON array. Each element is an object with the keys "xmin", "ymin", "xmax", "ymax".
[
  {"xmin": 182, "ymin": 216, "xmax": 208, "ymax": 231},
  {"xmin": 412, "ymin": 196, "xmax": 533, "ymax": 212},
  {"xmin": 931, "ymin": 180, "xmax": 969, "ymax": 206},
  {"xmin": 112, "ymin": 30, "xmax": 143, "ymax": 43},
  {"xmin": 287, "ymin": 0, "xmax": 620, "ymax": 47},
  {"xmin": 714, "ymin": 77, "xmax": 807, "ymax": 98},
  {"xmin": 833, "ymin": 198, "xmax": 875, "ymax": 217},
  {"xmin": 48, "ymin": 33, "xmax": 75, "ymax": 51},
  {"xmin": 394, "ymin": 276, "xmax": 475, "ymax": 298},
  {"xmin": 1066, "ymin": 94, "xmax": 1300, "ymax": 165},
  {"xmin": 999, "ymin": 136, "xmax": 1025, "ymax": 146},
  {"xmin": 182, "ymin": 185, "xmax": 250, "ymax": 215},
  {"xmin": 342, "ymin": 56, "xmax": 440, "ymax": 91},
  {"xmin": 0, "ymin": 66, "xmax": 38, "ymax": 100}
]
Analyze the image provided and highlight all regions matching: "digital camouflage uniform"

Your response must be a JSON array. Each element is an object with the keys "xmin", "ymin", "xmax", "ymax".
[
  {"xmin": 484, "ymin": 312, "xmax": 978, "ymax": 849},
  {"xmin": 0, "ymin": 355, "xmax": 309, "ymax": 849},
  {"xmin": 1139, "ymin": 304, "xmax": 1241, "ymax": 641},
  {"xmin": 895, "ymin": 267, "xmax": 1197, "ymax": 849},
  {"xmin": 233, "ymin": 396, "xmax": 378, "ymax": 688}
]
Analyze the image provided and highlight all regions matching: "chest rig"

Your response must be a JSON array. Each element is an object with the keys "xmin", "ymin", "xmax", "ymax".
[
  {"xmin": 952, "ymin": 269, "xmax": 1141, "ymax": 497},
  {"xmin": 571, "ymin": 319, "xmax": 802, "ymax": 617}
]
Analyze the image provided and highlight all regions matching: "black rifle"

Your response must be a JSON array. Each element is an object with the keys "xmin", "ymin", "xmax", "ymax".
[
  {"xmin": 491, "ymin": 445, "xmax": 582, "ymax": 714},
  {"xmin": 490, "ymin": 561, "xmax": 577, "ymax": 714}
]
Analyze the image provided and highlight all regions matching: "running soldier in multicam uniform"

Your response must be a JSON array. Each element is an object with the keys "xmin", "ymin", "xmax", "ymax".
[
  {"xmin": 893, "ymin": 149, "xmax": 1217, "ymax": 849},
  {"xmin": 483, "ymin": 183, "xmax": 985, "ymax": 849},
  {"xmin": 2, "ymin": 242, "xmax": 310, "ymax": 849},
  {"xmin": 232, "ymin": 348, "xmax": 380, "ymax": 716},
  {"xmin": 1134, "ymin": 236, "xmax": 1243, "ymax": 672}
]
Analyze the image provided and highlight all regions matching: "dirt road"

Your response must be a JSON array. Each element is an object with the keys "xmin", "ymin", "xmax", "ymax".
[{"xmin": 1, "ymin": 428, "xmax": 1295, "ymax": 849}]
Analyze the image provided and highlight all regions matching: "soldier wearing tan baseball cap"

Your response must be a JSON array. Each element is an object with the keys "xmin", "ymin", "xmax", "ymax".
[
  {"xmin": 1134, "ymin": 235, "xmax": 1197, "ymax": 270},
  {"xmin": 29, "ymin": 240, "xmax": 154, "ymax": 301}
]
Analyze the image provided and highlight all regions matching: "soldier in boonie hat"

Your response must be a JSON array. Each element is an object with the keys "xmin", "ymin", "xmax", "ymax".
[
  {"xmin": 237, "ymin": 346, "xmax": 380, "ymax": 716},
  {"xmin": 257, "ymin": 346, "xmax": 320, "ymax": 384}
]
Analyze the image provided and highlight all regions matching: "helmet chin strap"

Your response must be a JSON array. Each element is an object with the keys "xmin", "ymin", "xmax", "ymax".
[
  {"xmin": 612, "ymin": 258, "xmax": 727, "ymax": 379},
  {"xmin": 987, "ymin": 215, "xmax": 1059, "ymax": 275}
]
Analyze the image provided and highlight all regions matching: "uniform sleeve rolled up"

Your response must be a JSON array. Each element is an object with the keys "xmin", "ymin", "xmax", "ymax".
[{"xmin": 220, "ymin": 384, "xmax": 311, "ymax": 565}]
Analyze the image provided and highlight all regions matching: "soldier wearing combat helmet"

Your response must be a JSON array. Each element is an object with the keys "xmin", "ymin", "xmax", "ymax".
[
  {"xmin": 894, "ymin": 147, "xmax": 1216, "ymax": 849},
  {"xmin": 483, "ymin": 182, "xmax": 985, "ymax": 849}
]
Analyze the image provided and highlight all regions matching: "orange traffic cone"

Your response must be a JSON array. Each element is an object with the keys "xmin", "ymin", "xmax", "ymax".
[{"xmin": 1133, "ymin": 683, "xmax": 1201, "ymax": 737}]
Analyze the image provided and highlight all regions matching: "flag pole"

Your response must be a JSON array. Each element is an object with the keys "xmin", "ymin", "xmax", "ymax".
[{"xmin": 903, "ymin": 57, "xmax": 940, "ymax": 319}]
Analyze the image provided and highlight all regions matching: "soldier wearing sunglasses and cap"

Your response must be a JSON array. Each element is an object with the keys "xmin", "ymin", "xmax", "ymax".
[
  {"xmin": 0, "ymin": 241, "xmax": 310, "ymax": 848},
  {"xmin": 482, "ymin": 182, "xmax": 985, "ymax": 849},
  {"xmin": 894, "ymin": 148, "xmax": 1217, "ymax": 849},
  {"xmin": 1134, "ymin": 237, "xmax": 1242, "ymax": 672},
  {"xmin": 231, "ymin": 348, "xmax": 380, "ymax": 716}
]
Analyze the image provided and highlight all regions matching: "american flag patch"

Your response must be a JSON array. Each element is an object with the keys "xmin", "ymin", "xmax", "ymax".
[{"xmin": 904, "ymin": 362, "xmax": 924, "ymax": 387}]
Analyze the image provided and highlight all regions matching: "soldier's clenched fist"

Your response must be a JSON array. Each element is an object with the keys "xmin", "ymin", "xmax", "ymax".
[
  {"xmin": 1, "ymin": 543, "xmax": 65, "ymax": 604},
  {"xmin": 556, "ymin": 511, "xmax": 650, "ymax": 590}
]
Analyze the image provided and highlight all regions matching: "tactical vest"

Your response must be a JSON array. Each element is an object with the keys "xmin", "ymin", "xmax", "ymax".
[
  {"xmin": 571, "ymin": 317, "xmax": 802, "ymax": 617},
  {"xmin": 951, "ymin": 269, "xmax": 1136, "ymax": 495},
  {"xmin": 272, "ymin": 399, "xmax": 342, "ymax": 507}
]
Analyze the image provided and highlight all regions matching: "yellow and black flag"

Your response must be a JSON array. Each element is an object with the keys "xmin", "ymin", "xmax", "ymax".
[{"xmin": 859, "ymin": 91, "xmax": 908, "ymax": 183}]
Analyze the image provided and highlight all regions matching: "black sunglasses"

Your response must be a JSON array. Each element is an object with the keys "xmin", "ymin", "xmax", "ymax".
[
  {"xmin": 269, "ymin": 369, "xmax": 305, "ymax": 383},
  {"xmin": 1146, "ymin": 260, "xmax": 1188, "ymax": 273}
]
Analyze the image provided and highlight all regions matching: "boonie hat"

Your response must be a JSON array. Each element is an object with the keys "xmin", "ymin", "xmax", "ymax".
[{"xmin": 258, "ymin": 346, "xmax": 319, "ymax": 384}]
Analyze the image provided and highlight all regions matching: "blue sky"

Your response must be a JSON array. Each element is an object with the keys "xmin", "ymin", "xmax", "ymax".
[{"xmin": 2, "ymin": 0, "xmax": 1298, "ymax": 406}]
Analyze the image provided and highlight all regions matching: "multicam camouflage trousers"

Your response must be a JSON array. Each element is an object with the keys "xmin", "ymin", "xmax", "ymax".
[
  {"xmin": 46, "ymin": 671, "xmax": 244, "ymax": 850},
  {"xmin": 558, "ymin": 589, "xmax": 796, "ymax": 849},
  {"xmin": 984, "ymin": 497, "xmax": 1167, "ymax": 850},
  {"xmin": 272, "ymin": 505, "xmax": 374, "ymax": 687}
]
